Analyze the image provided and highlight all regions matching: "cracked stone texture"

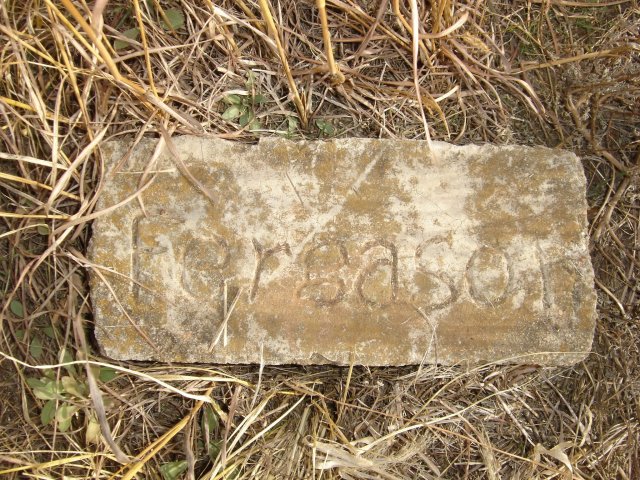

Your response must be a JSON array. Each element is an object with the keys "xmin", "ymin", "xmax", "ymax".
[{"xmin": 88, "ymin": 137, "xmax": 596, "ymax": 365}]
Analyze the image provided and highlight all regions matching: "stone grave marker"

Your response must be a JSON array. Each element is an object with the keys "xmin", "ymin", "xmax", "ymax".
[{"xmin": 89, "ymin": 137, "xmax": 596, "ymax": 365}]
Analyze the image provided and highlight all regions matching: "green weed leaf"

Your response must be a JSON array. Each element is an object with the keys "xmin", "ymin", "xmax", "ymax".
[
  {"xmin": 208, "ymin": 441, "xmax": 221, "ymax": 461},
  {"xmin": 61, "ymin": 376, "xmax": 86, "ymax": 398},
  {"xmin": 202, "ymin": 404, "xmax": 219, "ymax": 434},
  {"xmin": 162, "ymin": 8, "xmax": 185, "ymax": 31},
  {"xmin": 222, "ymin": 105, "xmax": 243, "ymax": 121},
  {"xmin": 29, "ymin": 335, "xmax": 43, "ymax": 360},
  {"xmin": 239, "ymin": 110, "xmax": 252, "ymax": 127},
  {"xmin": 43, "ymin": 325, "xmax": 55, "ymax": 339},
  {"xmin": 56, "ymin": 403, "xmax": 79, "ymax": 432},
  {"xmin": 86, "ymin": 414, "xmax": 101, "ymax": 444},
  {"xmin": 99, "ymin": 367, "xmax": 118, "ymax": 383},
  {"xmin": 10, "ymin": 299, "xmax": 24, "ymax": 317},
  {"xmin": 41, "ymin": 399, "xmax": 56, "ymax": 426},
  {"xmin": 246, "ymin": 70, "xmax": 256, "ymax": 88},
  {"xmin": 160, "ymin": 460, "xmax": 188, "ymax": 480},
  {"xmin": 201, "ymin": 405, "xmax": 220, "ymax": 460},
  {"xmin": 253, "ymin": 93, "xmax": 267, "ymax": 104},
  {"xmin": 32, "ymin": 378, "xmax": 61, "ymax": 400},
  {"xmin": 288, "ymin": 117, "xmax": 298, "ymax": 133},
  {"xmin": 315, "ymin": 119, "xmax": 335, "ymax": 136},
  {"xmin": 61, "ymin": 348, "xmax": 77, "ymax": 376},
  {"xmin": 224, "ymin": 94, "xmax": 243, "ymax": 105},
  {"xmin": 27, "ymin": 377, "xmax": 46, "ymax": 389},
  {"xmin": 114, "ymin": 27, "xmax": 140, "ymax": 50}
]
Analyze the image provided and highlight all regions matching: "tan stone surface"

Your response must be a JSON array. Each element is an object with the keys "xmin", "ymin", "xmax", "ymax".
[{"xmin": 89, "ymin": 137, "xmax": 596, "ymax": 365}]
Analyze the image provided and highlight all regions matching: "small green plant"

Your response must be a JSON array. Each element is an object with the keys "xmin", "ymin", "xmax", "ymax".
[
  {"xmin": 221, "ymin": 93, "xmax": 266, "ymax": 131},
  {"xmin": 27, "ymin": 353, "xmax": 117, "ymax": 433},
  {"xmin": 28, "ymin": 370, "xmax": 85, "ymax": 431},
  {"xmin": 315, "ymin": 118, "xmax": 336, "ymax": 136}
]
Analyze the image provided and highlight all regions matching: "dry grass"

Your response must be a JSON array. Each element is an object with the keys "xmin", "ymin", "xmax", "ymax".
[{"xmin": 0, "ymin": 0, "xmax": 639, "ymax": 478}]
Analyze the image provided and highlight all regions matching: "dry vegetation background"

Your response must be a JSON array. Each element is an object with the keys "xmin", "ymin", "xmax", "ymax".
[{"xmin": 0, "ymin": 0, "xmax": 639, "ymax": 478}]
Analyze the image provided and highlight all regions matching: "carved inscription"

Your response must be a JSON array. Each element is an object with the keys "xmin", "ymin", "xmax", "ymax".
[
  {"xmin": 465, "ymin": 246, "xmax": 511, "ymax": 307},
  {"xmin": 132, "ymin": 214, "xmax": 175, "ymax": 301},
  {"xmin": 90, "ymin": 137, "xmax": 596, "ymax": 365},
  {"xmin": 132, "ymin": 214, "xmax": 232, "ymax": 302},
  {"xmin": 249, "ymin": 239, "xmax": 291, "ymax": 301},
  {"xmin": 182, "ymin": 236, "xmax": 230, "ymax": 298},
  {"xmin": 297, "ymin": 241, "xmax": 349, "ymax": 306},
  {"xmin": 355, "ymin": 240, "xmax": 398, "ymax": 307},
  {"xmin": 130, "ymin": 229, "xmax": 580, "ymax": 318},
  {"xmin": 413, "ymin": 236, "xmax": 458, "ymax": 313},
  {"xmin": 537, "ymin": 243, "xmax": 584, "ymax": 320},
  {"xmin": 129, "ymin": 222, "xmax": 588, "ymax": 321}
]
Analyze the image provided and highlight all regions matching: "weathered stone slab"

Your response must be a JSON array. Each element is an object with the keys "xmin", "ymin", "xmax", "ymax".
[{"xmin": 89, "ymin": 137, "xmax": 596, "ymax": 365}]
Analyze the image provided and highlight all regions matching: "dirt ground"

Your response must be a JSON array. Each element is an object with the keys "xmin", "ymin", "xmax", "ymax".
[{"xmin": 0, "ymin": 0, "xmax": 638, "ymax": 478}]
